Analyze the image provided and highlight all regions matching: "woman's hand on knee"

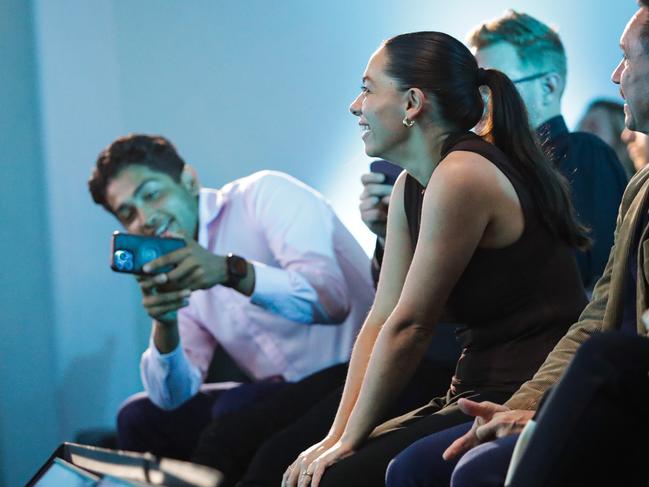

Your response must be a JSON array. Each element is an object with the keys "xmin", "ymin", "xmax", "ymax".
[
  {"xmin": 304, "ymin": 439, "xmax": 355, "ymax": 487},
  {"xmin": 282, "ymin": 437, "xmax": 337, "ymax": 487}
]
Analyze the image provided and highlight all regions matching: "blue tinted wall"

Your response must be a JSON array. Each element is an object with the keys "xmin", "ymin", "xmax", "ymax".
[
  {"xmin": 0, "ymin": 1, "xmax": 58, "ymax": 486},
  {"xmin": 1, "ymin": 0, "xmax": 638, "ymax": 484}
]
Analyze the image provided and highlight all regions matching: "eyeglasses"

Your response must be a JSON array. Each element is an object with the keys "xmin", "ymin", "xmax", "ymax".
[{"xmin": 511, "ymin": 72, "xmax": 551, "ymax": 84}]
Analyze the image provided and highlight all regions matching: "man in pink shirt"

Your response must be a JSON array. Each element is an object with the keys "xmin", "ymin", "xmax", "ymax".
[{"xmin": 88, "ymin": 134, "xmax": 375, "ymax": 459}]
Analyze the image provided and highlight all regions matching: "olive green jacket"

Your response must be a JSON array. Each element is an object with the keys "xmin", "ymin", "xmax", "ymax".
[{"xmin": 506, "ymin": 166, "xmax": 649, "ymax": 410}]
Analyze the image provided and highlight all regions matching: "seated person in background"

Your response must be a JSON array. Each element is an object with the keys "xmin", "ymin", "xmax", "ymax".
[
  {"xmin": 469, "ymin": 10, "xmax": 628, "ymax": 291},
  {"xmin": 87, "ymin": 134, "xmax": 375, "ymax": 460},
  {"xmin": 622, "ymin": 126, "xmax": 649, "ymax": 172},
  {"xmin": 386, "ymin": 5, "xmax": 649, "ymax": 486},
  {"xmin": 279, "ymin": 29, "xmax": 588, "ymax": 487},
  {"xmin": 359, "ymin": 162, "xmax": 398, "ymax": 286},
  {"xmin": 578, "ymin": 98, "xmax": 635, "ymax": 176}
]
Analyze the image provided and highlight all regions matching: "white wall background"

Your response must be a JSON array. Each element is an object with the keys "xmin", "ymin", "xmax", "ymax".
[{"xmin": 1, "ymin": 0, "xmax": 637, "ymax": 484}]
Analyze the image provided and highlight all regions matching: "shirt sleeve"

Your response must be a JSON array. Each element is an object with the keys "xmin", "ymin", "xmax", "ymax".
[
  {"xmin": 140, "ymin": 306, "xmax": 216, "ymax": 409},
  {"xmin": 246, "ymin": 172, "xmax": 352, "ymax": 325}
]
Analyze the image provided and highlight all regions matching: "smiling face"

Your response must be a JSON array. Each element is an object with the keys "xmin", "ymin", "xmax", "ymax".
[
  {"xmin": 105, "ymin": 164, "xmax": 199, "ymax": 239},
  {"xmin": 349, "ymin": 46, "xmax": 410, "ymax": 159},
  {"xmin": 612, "ymin": 8, "xmax": 649, "ymax": 133}
]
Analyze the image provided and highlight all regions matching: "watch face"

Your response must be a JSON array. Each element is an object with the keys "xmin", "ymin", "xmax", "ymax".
[{"xmin": 229, "ymin": 255, "xmax": 248, "ymax": 278}]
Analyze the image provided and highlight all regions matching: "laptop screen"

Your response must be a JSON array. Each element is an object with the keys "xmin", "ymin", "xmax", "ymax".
[{"xmin": 32, "ymin": 458, "xmax": 98, "ymax": 486}]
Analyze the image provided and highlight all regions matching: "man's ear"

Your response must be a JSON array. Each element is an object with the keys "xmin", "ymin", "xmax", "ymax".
[
  {"xmin": 404, "ymin": 87, "xmax": 427, "ymax": 122},
  {"xmin": 181, "ymin": 164, "xmax": 200, "ymax": 196},
  {"xmin": 541, "ymin": 72, "xmax": 564, "ymax": 105}
]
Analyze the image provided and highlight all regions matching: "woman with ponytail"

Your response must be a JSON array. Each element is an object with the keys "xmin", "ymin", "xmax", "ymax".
[{"xmin": 274, "ymin": 31, "xmax": 589, "ymax": 487}]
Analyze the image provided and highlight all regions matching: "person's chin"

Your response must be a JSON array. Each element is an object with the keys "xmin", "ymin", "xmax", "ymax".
[
  {"xmin": 363, "ymin": 146, "xmax": 379, "ymax": 157},
  {"xmin": 624, "ymin": 105, "xmax": 648, "ymax": 133},
  {"xmin": 625, "ymin": 112, "xmax": 637, "ymax": 132},
  {"xmin": 363, "ymin": 141, "xmax": 383, "ymax": 158}
]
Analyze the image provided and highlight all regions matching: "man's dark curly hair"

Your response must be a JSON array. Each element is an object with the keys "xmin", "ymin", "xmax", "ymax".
[{"xmin": 89, "ymin": 134, "xmax": 186, "ymax": 212}]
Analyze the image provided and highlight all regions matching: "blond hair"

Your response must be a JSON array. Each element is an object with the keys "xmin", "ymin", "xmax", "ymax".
[{"xmin": 467, "ymin": 10, "xmax": 567, "ymax": 78}]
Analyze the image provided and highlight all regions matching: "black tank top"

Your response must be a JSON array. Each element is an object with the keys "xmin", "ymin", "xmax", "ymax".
[{"xmin": 404, "ymin": 133, "xmax": 587, "ymax": 396}]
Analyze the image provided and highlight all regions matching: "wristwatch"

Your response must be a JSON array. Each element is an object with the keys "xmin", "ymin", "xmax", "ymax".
[{"xmin": 225, "ymin": 253, "xmax": 248, "ymax": 288}]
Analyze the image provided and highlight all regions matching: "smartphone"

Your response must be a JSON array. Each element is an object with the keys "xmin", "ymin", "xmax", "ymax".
[
  {"xmin": 110, "ymin": 232, "xmax": 186, "ymax": 275},
  {"xmin": 370, "ymin": 159, "xmax": 402, "ymax": 186}
]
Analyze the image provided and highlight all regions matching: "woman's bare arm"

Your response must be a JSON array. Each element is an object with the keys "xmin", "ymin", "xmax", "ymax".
[
  {"xmin": 339, "ymin": 152, "xmax": 507, "ymax": 446},
  {"xmin": 325, "ymin": 170, "xmax": 415, "ymax": 439}
]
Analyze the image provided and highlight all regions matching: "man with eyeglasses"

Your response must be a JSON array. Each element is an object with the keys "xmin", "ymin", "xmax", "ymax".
[{"xmin": 469, "ymin": 10, "xmax": 628, "ymax": 291}]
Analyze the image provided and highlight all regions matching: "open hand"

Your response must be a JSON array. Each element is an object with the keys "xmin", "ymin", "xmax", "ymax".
[
  {"xmin": 444, "ymin": 399, "xmax": 534, "ymax": 460},
  {"xmin": 443, "ymin": 399, "xmax": 509, "ymax": 460}
]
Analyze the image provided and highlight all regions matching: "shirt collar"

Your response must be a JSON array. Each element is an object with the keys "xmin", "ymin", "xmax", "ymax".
[{"xmin": 197, "ymin": 187, "xmax": 225, "ymax": 248}]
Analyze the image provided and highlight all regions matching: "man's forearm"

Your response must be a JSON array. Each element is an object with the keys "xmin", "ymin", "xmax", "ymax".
[
  {"xmin": 250, "ymin": 260, "xmax": 351, "ymax": 324},
  {"xmin": 152, "ymin": 319, "xmax": 180, "ymax": 354},
  {"xmin": 141, "ymin": 334, "xmax": 203, "ymax": 410}
]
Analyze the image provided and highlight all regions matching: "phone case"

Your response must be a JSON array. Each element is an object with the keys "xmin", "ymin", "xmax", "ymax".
[
  {"xmin": 110, "ymin": 232, "xmax": 186, "ymax": 275},
  {"xmin": 370, "ymin": 159, "xmax": 402, "ymax": 186}
]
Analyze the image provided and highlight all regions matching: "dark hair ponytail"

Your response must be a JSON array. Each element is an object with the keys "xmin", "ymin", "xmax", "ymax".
[
  {"xmin": 383, "ymin": 31, "xmax": 589, "ymax": 249},
  {"xmin": 479, "ymin": 68, "xmax": 590, "ymax": 249}
]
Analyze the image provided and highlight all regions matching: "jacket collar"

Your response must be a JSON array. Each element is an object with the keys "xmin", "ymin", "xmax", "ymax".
[{"xmin": 536, "ymin": 115, "xmax": 569, "ymax": 141}]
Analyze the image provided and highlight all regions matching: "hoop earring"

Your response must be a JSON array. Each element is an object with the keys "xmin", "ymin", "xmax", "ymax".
[{"xmin": 402, "ymin": 117, "xmax": 415, "ymax": 128}]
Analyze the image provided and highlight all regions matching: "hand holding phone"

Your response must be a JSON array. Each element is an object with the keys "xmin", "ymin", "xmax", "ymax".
[
  {"xmin": 110, "ymin": 232, "xmax": 191, "ymax": 325},
  {"xmin": 369, "ymin": 159, "xmax": 402, "ymax": 186},
  {"xmin": 111, "ymin": 232, "xmax": 186, "ymax": 275},
  {"xmin": 137, "ymin": 237, "xmax": 230, "ymax": 294},
  {"xmin": 360, "ymin": 160, "xmax": 401, "ymax": 239}
]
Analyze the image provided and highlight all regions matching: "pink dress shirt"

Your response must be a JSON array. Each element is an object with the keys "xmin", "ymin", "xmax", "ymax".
[{"xmin": 141, "ymin": 171, "xmax": 375, "ymax": 409}]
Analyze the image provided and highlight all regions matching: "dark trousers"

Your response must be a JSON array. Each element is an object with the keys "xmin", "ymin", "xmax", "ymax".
[
  {"xmin": 386, "ymin": 421, "xmax": 516, "ymax": 487},
  {"xmin": 315, "ymin": 390, "xmax": 511, "ymax": 487},
  {"xmin": 117, "ymin": 380, "xmax": 289, "ymax": 460},
  {"xmin": 190, "ymin": 359, "xmax": 456, "ymax": 487},
  {"xmin": 508, "ymin": 332, "xmax": 649, "ymax": 487}
]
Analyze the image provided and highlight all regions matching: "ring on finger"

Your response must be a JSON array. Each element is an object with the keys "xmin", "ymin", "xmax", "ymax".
[{"xmin": 157, "ymin": 273, "xmax": 169, "ymax": 284}]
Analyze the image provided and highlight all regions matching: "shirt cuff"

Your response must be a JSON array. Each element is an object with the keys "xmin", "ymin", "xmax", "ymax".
[
  {"xmin": 250, "ymin": 261, "xmax": 293, "ymax": 307},
  {"xmin": 249, "ymin": 261, "xmax": 327, "ymax": 323},
  {"xmin": 148, "ymin": 338, "xmax": 184, "ymax": 369}
]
